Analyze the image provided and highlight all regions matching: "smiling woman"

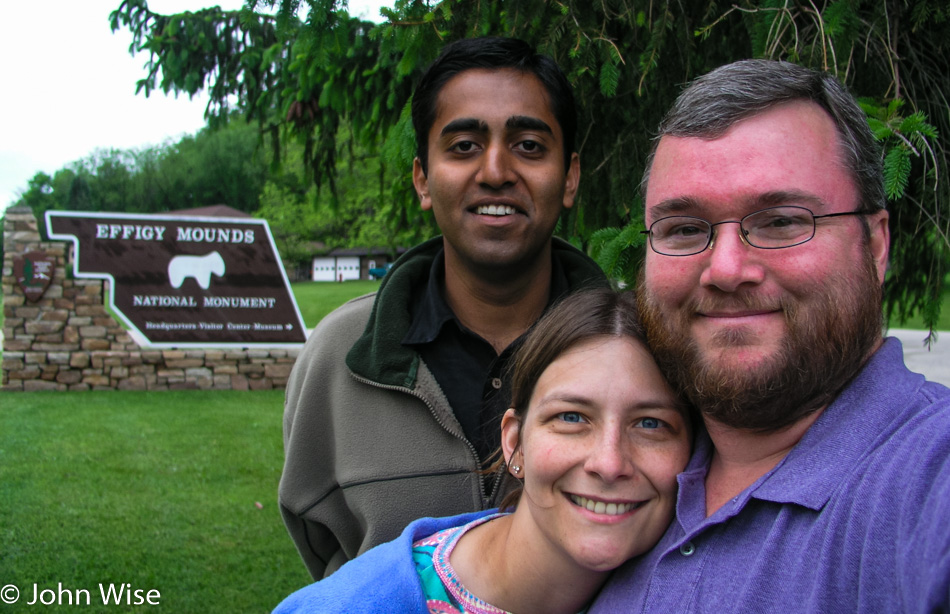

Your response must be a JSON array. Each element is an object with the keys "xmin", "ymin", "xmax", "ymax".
[
  {"xmin": 490, "ymin": 337, "xmax": 691, "ymax": 582},
  {"xmin": 272, "ymin": 288, "xmax": 693, "ymax": 614}
]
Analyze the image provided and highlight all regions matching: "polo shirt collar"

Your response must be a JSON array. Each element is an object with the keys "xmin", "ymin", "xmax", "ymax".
[
  {"xmin": 401, "ymin": 245, "xmax": 572, "ymax": 346},
  {"xmin": 402, "ymin": 249, "xmax": 454, "ymax": 345},
  {"xmin": 680, "ymin": 338, "xmax": 921, "ymax": 520},
  {"xmin": 749, "ymin": 337, "xmax": 919, "ymax": 510}
]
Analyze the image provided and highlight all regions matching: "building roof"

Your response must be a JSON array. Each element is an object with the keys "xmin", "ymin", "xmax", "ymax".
[
  {"xmin": 327, "ymin": 246, "xmax": 409, "ymax": 257},
  {"xmin": 167, "ymin": 204, "xmax": 252, "ymax": 218}
]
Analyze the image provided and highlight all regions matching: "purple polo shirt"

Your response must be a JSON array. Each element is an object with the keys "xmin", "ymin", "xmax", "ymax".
[{"xmin": 592, "ymin": 338, "xmax": 950, "ymax": 613}]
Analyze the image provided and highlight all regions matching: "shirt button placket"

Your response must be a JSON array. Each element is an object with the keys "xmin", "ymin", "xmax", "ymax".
[{"xmin": 679, "ymin": 541, "xmax": 696, "ymax": 557}]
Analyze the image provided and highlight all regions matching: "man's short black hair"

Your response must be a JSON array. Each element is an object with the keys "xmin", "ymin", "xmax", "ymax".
[{"xmin": 411, "ymin": 37, "xmax": 577, "ymax": 175}]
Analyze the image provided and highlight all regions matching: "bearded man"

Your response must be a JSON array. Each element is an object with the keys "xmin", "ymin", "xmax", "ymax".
[{"xmin": 592, "ymin": 59, "xmax": 950, "ymax": 613}]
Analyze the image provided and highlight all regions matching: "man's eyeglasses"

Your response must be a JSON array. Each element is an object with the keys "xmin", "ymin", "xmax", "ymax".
[{"xmin": 641, "ymin": 206, "xmax": 868, "ymax": 257}]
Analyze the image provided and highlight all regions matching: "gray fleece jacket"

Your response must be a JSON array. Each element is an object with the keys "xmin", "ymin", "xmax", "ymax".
[{"xmin": 278, "ymin": 236, "xmax": 606, "ymax": 579}]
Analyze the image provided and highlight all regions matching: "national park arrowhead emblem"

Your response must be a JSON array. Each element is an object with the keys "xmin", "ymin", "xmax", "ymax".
[{"xmin": 14, "ymin": 251, "xmax": 56, "ymax": 302}]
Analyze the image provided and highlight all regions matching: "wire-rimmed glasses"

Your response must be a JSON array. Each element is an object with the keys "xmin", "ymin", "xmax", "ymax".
[{"xmin": 641, "ymin": 206, "xmax": 868, "ymax": 257}]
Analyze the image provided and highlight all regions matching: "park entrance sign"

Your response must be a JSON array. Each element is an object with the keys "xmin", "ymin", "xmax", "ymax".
[{"xmin": 46, "ymin": 211, "xmax": 307, "ymax": 348}]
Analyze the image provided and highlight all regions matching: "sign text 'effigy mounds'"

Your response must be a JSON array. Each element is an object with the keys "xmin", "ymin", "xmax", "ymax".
[{"xmin": 46, "ymin": 211, "xmax": 306, "ymax": 348}]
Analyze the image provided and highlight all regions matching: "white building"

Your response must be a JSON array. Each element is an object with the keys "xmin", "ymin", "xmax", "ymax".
[{"xmin": 311, "ymin": 247, "xmax": 406, "ymax": 282}]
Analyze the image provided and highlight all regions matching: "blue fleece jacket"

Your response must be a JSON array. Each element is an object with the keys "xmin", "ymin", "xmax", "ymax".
[{"xmin": 273, "ymin": 511, "xmax": 494, "ymax": 613}]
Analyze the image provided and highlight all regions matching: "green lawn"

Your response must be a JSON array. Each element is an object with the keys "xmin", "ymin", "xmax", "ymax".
[
  {"xmin": 0, "ymin": 391, "xmax": 312, "ymax": 612},
  {"xmin": 0, "ymin": 271, "xmax": 946, "ymax": 614},
  {"xmin": 0, "ymin": 282, "xmax": 381, "ymax": 612},
  {"xmin": 291, "ymin": 279, "xmax": 381, "ymax": 328}
]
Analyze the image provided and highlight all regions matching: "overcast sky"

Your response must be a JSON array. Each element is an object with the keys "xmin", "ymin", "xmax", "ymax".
[{"xmin": 0, "ymin": 0, "xmax": 387, "ymax": 214}]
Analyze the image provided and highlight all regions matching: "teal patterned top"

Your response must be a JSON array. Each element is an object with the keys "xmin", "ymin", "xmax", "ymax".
[
  {"xmin": 412, "ymin": 512, "xmax": 510, "ymax": 614},
  {"xmin": 412, "ymin": 512, "xmax": 589, "ymax": 614}
]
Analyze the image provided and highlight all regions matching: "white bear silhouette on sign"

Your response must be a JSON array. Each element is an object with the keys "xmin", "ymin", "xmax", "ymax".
[{"xmin": 168, "ymin": 251, "xmax": 226, "ymax": 290}]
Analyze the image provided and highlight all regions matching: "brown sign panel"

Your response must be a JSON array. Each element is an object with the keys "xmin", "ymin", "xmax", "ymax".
[
  {"xmin": 46, "ymin": 211, "xmax": 306, "ymax": 347},
  {"xmin": 13, "ymin": 251, "xmax": 56, "ymax": 302}
]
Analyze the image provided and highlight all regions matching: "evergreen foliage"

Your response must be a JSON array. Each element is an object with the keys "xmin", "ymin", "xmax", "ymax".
[
  {"xmin": 256, "ymin": 122, "xmax": 425, "ymax": 275},
  {"xmin": 90, "ymin": 0, "xmax": 950, "ymax": 332}
]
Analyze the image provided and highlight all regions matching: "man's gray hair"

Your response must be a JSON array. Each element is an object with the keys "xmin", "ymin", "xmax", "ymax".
[{"xmin": 643, "ymin": 59, "xmax": 885, "ymax": 214}]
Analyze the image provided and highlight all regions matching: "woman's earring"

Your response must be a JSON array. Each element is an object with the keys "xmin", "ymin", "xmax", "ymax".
[{"xmin": 510, "ymin": 464, "xmax": 522, "ymax": 476}]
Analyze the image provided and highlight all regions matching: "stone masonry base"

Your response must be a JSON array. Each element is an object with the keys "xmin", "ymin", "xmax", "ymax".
[{"xmin": 2, "ymin": 206, "xmax": 301, "ymax": 392}]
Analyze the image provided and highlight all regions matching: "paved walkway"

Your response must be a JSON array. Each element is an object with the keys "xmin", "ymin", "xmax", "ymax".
[{"xmin": 888, "ymin": 328, "xmax": 949, "ymax": 386}]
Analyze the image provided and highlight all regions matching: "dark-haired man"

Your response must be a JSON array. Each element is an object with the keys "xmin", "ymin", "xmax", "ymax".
[
  {"xmin": 593, "ymin": 59, "xmax": 950, "ymax": 612},
  {"xmin": 279, "ymin": 37, "xmax": 605, "ymax": 579}
]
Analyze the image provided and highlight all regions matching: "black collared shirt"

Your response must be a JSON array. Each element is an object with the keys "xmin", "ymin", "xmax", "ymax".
[{"xmin": 402, "ymin": 248, "xmax": 571, "ymax": 466}]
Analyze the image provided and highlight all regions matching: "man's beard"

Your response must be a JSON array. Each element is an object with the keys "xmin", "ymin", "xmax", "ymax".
[{"xmin": 637, "ymin": 252, "xmax": 884, "ymax": 433}]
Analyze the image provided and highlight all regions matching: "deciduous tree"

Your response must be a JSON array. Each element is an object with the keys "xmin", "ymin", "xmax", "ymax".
[{"xmin": 108, "ymin": 0, "xmax": 950, "ymax": 332}]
